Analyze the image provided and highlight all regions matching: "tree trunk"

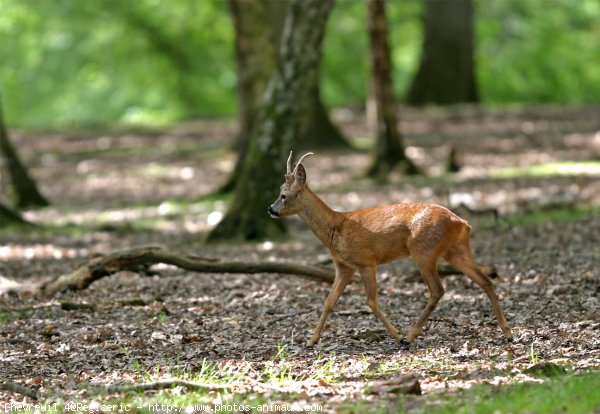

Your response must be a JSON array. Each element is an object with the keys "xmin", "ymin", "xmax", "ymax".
[
  {"xmin": 219, "ymin": 0, "xmax": 286, "ymax": 194},
  {"xmin": 209, "ymin": 0, "xmax": 334, "ymax": 241},
  {"xmin": 366, "ymin": 0, "xmax": 418, "ymax": 179},
  {"xmin": 406, "ymin": 0, "xmax": 478, "ymax": 105},
  {"xmin": 0, "ymin": 95, "xmax": 49, "ymax": 209},
  {"xmin": 297, "ymin": 60, "xmax": 349, "ymax": 150},
  {"xmin": 229, "ymin": 0, "xmax": 286, "ymax": 152},
  {"xmin": 221, "ymin": 0, "xmax": 347, "ymax": 194}
]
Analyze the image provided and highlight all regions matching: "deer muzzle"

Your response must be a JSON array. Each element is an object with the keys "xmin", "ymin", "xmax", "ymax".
[{"xmin": 267, "ymin": 206, "xmax": 280, "ymax": 218}]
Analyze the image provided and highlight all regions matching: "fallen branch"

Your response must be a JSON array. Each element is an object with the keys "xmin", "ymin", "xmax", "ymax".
[
  {"xmin": 0, "ymin": 381, "xmax": 40, "ymax": 400},
  {"xmin": 365, "ymin": 375, "xmax": 421, "ymax": 395},
  {"xmin": 40, "ymin": 246, "xmax": 335, "ymax": 297},
  {"xmin": 0, "ymin": 379, "xmax": 230, "ymax": 401},
  {"xmin": 84, "ymin": 379, "xmax": 231, "ymax": 396},
  {"xmin": 451, "ymin": 202, "xmax": 500, "ymax": 224}
]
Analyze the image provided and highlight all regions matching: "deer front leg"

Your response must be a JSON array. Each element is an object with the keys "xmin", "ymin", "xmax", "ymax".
[
  {"xmin": 358, "ymin": 265, "xmax": 401, "ymax": 341},
  {"xmin": 307, "ymin": 261, "xmax": 354, "ymax": 347}
]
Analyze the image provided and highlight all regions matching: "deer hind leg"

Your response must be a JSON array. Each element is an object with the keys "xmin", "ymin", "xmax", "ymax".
[
  {"xmin": 407, "ymin": 255, "xmax": 445, "ymax": 342},
  {"xmin": 307, "ymin": 262, "xmax": 354, "ymax": 347},
  {"xmin": 358, "ymin": 265, "xmax": 401, "ymax": 341},
  {"xmin": 444, "ymin": 241, "xmax": 513, "ymax": 340}
]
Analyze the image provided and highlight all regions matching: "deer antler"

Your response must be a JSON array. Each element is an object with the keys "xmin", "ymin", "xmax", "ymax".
[
  {"xmin": 287, "ymin": 151, "xmax": 294, "ymax": 175},
  {"xmin": 293, "ymin": 152, "xmax": 314, "ymax": 175}
]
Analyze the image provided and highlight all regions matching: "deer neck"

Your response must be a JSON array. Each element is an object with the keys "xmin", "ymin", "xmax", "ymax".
[{"xmin": 297, "ymin": 186, "xmax": 342, "ymax": 249}]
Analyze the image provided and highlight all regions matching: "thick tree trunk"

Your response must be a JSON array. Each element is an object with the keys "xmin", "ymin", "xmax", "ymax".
[
  {"xmin": 366, "ymin": 0, "xmax": 418, "ymax": 179},
  {"xmin": 210, "ymin": 0, "xmax": 334, "ymax": 241},
  {"xmin": 0, "ymin": 96, "xmax": 49, "ymax": 209},
  {"xmin": 229, "ymin": 0, "xmax": 288, "ymax": 149},
  {"xmin": 220, "ymin": 0, "xmax": 286, "ymax": 194},
  {"xmin": 229, "ymin": 0, "xmax": 285, "ymax": 152},
  {"xmin": 221, "ymin": 0, "xmax": 347, "ymax": 194},
  {"xmin": 297, "ymin": 61, "xmax": 349, "ymax": 150},
  {"xmin": 406, "ymin": 0, "xmax": 478, "ymax": 105}
]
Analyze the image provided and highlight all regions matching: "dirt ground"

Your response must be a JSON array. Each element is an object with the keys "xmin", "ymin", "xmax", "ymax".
[{"xmin": 1, "ymin": 105, "xmax": 599, "ymax": 411}]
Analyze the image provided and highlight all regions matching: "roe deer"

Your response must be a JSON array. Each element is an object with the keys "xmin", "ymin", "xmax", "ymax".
[{"xmin": 268, "ymin": 152, "xmax": 513, "ymax": 347}]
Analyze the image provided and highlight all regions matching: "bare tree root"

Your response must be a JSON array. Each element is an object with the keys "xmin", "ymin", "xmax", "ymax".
[{"xmin": 40, "ymin": 246, "xmax": 335, "ymax": 297}]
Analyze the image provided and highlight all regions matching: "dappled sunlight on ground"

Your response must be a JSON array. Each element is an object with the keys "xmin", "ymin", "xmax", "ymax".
[
  {"xmin": 1, "ymin": 105, "xmax": 599, "ymax": 410},
  {"xmin": 7, "ymin": 105, "xmax": 598, "ymax": 237}
]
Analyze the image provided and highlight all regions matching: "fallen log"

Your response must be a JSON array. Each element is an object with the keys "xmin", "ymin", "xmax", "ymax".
[{"xmin": 40, "ymin": 246, "xmax": 335, "ymax": 297}]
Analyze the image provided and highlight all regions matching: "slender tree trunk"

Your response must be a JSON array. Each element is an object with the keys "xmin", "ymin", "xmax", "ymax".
[
  {"xmin": 406, "ymin": 0, "xmax": 478, "ymax": 105},
  {"xmin": 366, "ymin": 0, "xmax": 418, "ymax": 179},
  {"xmin": 0, "ymin": 95, "xmax": 49, "ymax": 209},
  {"xmin": 209, "ymin": 0, "xmax": 334, "ymax": 241}
]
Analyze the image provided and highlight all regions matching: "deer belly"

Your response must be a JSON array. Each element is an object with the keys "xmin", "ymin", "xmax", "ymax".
[
  {"xmin": 332, "ymin": 232, "xmax": 410, "ymax": 266},
  {"xmin": 376, "ymin": 243, "xmax": 410, "ymax": 264}
]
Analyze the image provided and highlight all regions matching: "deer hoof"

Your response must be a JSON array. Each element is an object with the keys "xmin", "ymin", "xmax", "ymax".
[
  {"xmin": 306, "ymin": 339, "xmax": 317, "ymax": 348},
  {"xmin": 406, "ymin": 332, "xmax": 418, "ymax": 343},
  {"xmin": 398, "ymin": 338, "xmax": 411, "ymax": 350}
]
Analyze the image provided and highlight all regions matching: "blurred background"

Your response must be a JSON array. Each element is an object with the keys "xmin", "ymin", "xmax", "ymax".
[
  {"xmin": 0, "ymin": 0, "xmax": 599, "ymax": 241},
  {"xmin": 1, "ymin": 0, "xmax": 599, "ymax": 127}
]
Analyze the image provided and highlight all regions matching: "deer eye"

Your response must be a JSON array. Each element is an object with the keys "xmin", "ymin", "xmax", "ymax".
[{"xmin": 281, "ymin": 195, "xmax": 287, "ymax": 200}]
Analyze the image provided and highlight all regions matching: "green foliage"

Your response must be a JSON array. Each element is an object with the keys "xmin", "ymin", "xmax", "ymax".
[
  {"xmin": 477, "ymin": 0, "xmax": 600, "ymax": 103},
  {"xmin": 0, "ymin": 0, "xmax": 235, "ymax": 127},
  {"xmin": 73, "ymin": 353, "xmax": 337, "ymax": 413},
  {"xmin": 321, "ymin": 0, "xmax": 369, "ymax": 109},
  {"xmin": 0, "ymin": 311, "xmax": 11, "ymax": 323},
  {"xmin": 1, "ymin": 0, "xmax": 600, "ymax": 128},
  {"xmin": 492, "ymin": 160, "xmax": 600, "ymax": 179},
  {"xmin": 415, "ymin": 372, "xmax": 600, "ymax": 414},
  {"xmin": 502, "ymin": 205, "xmax": 597, "ymax": 227},
  {"xmin": 320, "ymin": 0, "xmax": 424, "ymax": 109},
  {"xmin": 0, "ymin": 308, "xmax": 31, "ymax": 322},
  {"xmin": 529, "ymin": 342, "xmax": 540, "ymax": 365}
]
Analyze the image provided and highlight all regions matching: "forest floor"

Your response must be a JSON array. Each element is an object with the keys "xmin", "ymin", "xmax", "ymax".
[{"xmin": 1, "ymin": 105, "xmax": 600, "ymax": 412}]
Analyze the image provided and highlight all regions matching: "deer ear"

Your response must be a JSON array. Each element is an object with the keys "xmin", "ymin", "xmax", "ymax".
[{"xmin": 294, "ymin": 163, "xmax": 306, "ymax": 187}]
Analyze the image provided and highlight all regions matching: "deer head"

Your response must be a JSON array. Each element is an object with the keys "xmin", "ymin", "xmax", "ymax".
[{"xmin": 268, "ymin": 151, "xmax": 313, "ymax": 218}]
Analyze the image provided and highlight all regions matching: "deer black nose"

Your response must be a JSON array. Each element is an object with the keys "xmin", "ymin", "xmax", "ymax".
[{"xmin": 268, "ymin": 206, "xmax": 279, "ymax": 217}]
